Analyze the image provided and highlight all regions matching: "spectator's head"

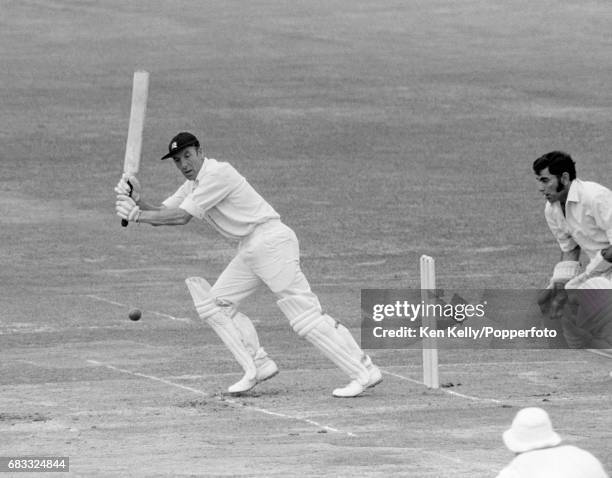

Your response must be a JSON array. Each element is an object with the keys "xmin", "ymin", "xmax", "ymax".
[{"xmin": 503, "ymin": 407, "xmax": 562, "ymax": 453}]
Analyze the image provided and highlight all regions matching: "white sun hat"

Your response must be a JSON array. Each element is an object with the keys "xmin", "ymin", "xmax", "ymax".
[{"xmin": 502, "ymin": 407, "xmax": 562, "ymax": 453}]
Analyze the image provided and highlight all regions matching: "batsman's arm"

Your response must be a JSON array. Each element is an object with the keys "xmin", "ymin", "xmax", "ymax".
[
  {"xmin": 137, "ymin": 199, "xmax": 164, "ymax": 211},
  {"xmin": 137, "ymin": 206, "xmax": 193, "ymax": 226}
]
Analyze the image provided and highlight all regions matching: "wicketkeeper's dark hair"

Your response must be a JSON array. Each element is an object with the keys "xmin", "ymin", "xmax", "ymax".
[{"xmin": 532, "ymin": 151, "xmax": 576, "ymax": 180}]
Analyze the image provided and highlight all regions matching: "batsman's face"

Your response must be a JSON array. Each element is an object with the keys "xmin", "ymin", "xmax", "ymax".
[
  {"xmin": 536, "ymin": 168, "xmax": 570, "ymax": 204},
  {"xmin": 172, "ymin": 146, "xmax": 204, "ymax": 181}
]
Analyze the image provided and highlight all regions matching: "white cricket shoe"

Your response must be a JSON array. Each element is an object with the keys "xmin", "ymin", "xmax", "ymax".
[
  {"xmin": 255, "ymin": 356, "xmax": 279, "ymax": 382},
  {"xmin": 332, "ymin": 363, "xmax": 382, "ymax": 398},
  {"xmin": 227, "ymin": 357, "xmax": 279, "ymax": 395},
  {"xmin": 332, "ymin": 380, "xmax": 366, "ymax": 398},
  {"xmin": 366, "ymin": 364, "xmax": 383, "ymax": 389},
  {"xmin": 361, "ymin": 355, "xmax": 383, "ymax": 388},
  {"xmin": 227, "ymin": 374, "xmax": 258, "ymax": 394}
]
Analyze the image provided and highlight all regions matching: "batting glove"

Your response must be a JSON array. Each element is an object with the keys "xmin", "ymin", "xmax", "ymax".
[
  {"xmin": 116, "ymin": 194, "xmax": 141, "ymax": 223},
  {"xmin": 114, "ymin": 174, "xmax": 141, "ymax": 203}
]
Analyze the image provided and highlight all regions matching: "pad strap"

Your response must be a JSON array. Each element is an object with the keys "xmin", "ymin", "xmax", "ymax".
[
  {"xmin": 195, "ymin": 298, "xmax": 220, "ymax": 319},
  {"xmin": 277, "ymin": 296, "xmax": 324, "ymax": 337}
]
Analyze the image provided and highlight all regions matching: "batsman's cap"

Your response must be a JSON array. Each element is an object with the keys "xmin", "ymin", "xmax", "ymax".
[
  {"xmin": 161, "ymin": 132, "xmax": 200, "ymax": 160},
  {"xmin": 502, "ymin": 407, "xmax": 562, "ymax": 453}
]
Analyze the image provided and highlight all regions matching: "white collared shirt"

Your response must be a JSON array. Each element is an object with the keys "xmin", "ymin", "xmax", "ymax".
[
  {"xmin": 162, "ymin": 158, "xmax": 280, "ymax": 240},
  {"xmin": 544, "ymin": 179, "xmax": 612, "ymax": 261}
]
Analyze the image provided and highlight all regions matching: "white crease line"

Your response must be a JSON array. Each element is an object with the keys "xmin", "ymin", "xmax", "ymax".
[
  {"xmin": 382, "ymin": 370, "xmax": 424, "ymax": 386},
  {"xmin": 586, "ymin": 349, "xmax": 612, "ymax": 359},
  {"xmin": 85, "ymin": 294, "xmax": 191, "ymax": 322},
  {"xmin": 0, "ymin": 324, "xmax": 167, "ymax": 336},
  {"xmin": 86, "ymin": 294, "xmax": 125, "ymax": 308},
  {"xmin": 442, "ymin": 360, "xmax": 588, "ymax": 366},
  {"xmin": 87, "ymin": 360, "xmax": 211, "ymax": 396},
  {"xmin": 443, "ymin": 389, "xmax": 503, "ymax": 404},
  {"xmin": 147, "ymin": 310, "xmax": 191, "ymax": 323},
  {"xmin": 86, "ymin": 359, "xmax": 356, "ymax": 437},
  {"xmin": 383, "ymin": 360, "xmax": 589, "ymax": 368},
  {"xmin": 160, "ymin": 360, "xmax": 588, "ymax": 381},
  {"xmin": 382, "ymin": 369, "xmax": 504, "ymax": 404}
]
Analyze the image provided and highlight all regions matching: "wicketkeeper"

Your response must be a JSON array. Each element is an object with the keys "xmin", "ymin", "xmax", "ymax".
[
  {"xmin": 115, "ymin": 132, "xmax": 382, "ymax": 397},
  {"xmin": 534, "ymin": 151, "xmax": 612, "ymax": 348}
]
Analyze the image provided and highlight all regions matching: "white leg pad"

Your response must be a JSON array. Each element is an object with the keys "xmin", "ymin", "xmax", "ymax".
[
  {"xmin": 276, "ymin": 295, "xmax": 324, "ymax": 336},
  {"xmin": 277, "ymin": 296, "xmax": 369, "ymax": 384},
  {"xmin": 334, "ymin": 320, "xmax": 367, "ymax": 356},
  {"xmin": 233, "ymin": 312, "xmax": 262, "ymax": 357},
  {"xmin": 186, "ymin": 277, "xmax": 256, "ymax": 379},
  {"xmin": 195, "ymin": 298, "xmax": 220, "ymax": 318},
  {"xmin": 185, "ymin": 276, "xmax": 214, "ymax": 302}
]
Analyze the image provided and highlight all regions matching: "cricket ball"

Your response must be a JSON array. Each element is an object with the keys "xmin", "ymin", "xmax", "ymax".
[{"xmin": 128, "ymin": 308, "xmax": 142, "ymax": 321}]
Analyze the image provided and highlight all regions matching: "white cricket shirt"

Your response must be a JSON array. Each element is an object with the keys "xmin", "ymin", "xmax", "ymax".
[
  {"xmin": 496, "ymin": 445, "xmax": 608, "ymax": 478},
  {"xmin": 162, "ymin": 158, "xmax": 280, "ymax": 240},
  {"xmin": 544, "ymin": 179, "xmax": 612, "ymax": 261}
]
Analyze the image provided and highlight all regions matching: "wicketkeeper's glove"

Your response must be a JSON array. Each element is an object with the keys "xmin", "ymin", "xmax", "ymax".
[
  {"xmin": 550, "ymin": 260, "xmax": 581, "ymax": 287},
  {"xmin": 540, "ymin": 260, "xmax": 581, "ymax": 319},
  {"xmin": 566, "ymin": 251, "xmax": 612, "ymax": 289}
]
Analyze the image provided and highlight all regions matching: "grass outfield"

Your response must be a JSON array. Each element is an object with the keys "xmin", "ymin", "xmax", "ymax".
[{"xmin": 2, "ymin": 0, "xmax": 611, "ymax": 476}]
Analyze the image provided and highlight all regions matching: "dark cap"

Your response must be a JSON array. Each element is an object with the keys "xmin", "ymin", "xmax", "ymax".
[{"xmin": 161, "ymin": 132, "xmax": 200, "ymax": 160}]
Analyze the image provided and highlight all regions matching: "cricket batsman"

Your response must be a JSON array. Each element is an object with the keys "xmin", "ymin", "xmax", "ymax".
[
  {"xmin": 114, "ymin": 132, "xmax": 382, "ymax": 397},
  {"xmin": 534, "ymin": 151, "xmax": 612, "ymax": 348}
]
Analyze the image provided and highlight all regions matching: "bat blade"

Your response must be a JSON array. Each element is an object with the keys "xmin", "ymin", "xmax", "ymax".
[{"xmin": 121, "ymin": 70, "xmax": 149, "ymax": 227}]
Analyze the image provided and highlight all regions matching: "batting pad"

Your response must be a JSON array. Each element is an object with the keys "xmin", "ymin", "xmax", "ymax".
[
  {"xmin": 233, "ymin": 312, "xmax": 262, "ymax": 357},
  {"xmin": 186, "ymin": 277, "xmax": 256, "ymax": 378},
  {"xmin": 277, "ymin": 296, "xmax": 324, "ymax": 337},
  {"xmin": 185, "ymin": 276, "xmax": 213, "ymax": 302},
  {"xmin": 185, "ymin": 277, "xmax": 263, "ymax": 358},
  {"xmin": 277, "ymin": 296, "xmax": 369, "ymax": 384},
  {"xmin": 333, "ymin": 319, "xmax": 368, "ymax": 358}
]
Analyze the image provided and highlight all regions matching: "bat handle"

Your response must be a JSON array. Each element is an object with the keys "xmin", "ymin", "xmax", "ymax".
[{"xmin": 120, "ymin": 180, "xmax": 133, "ymax": 228}]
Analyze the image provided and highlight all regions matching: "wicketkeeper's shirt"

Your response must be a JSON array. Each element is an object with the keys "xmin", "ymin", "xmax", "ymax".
[
  {"xmin": 544, "ymin": 179, "xmax": 612, "ymax": 261},
  {"xmin": 162, "ymin": 158, "xmax": 280, "ymax": 240}
]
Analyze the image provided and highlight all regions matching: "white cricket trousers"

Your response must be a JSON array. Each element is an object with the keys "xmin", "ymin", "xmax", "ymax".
[{"xmin": 211, "ymin": 219, "xmax": 321, "ymax": 309}]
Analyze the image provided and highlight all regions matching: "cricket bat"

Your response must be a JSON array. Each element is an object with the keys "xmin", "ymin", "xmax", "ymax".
[{"xmin": 121, "ymin": 70, "xmax": 149, "ymax": 227}]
